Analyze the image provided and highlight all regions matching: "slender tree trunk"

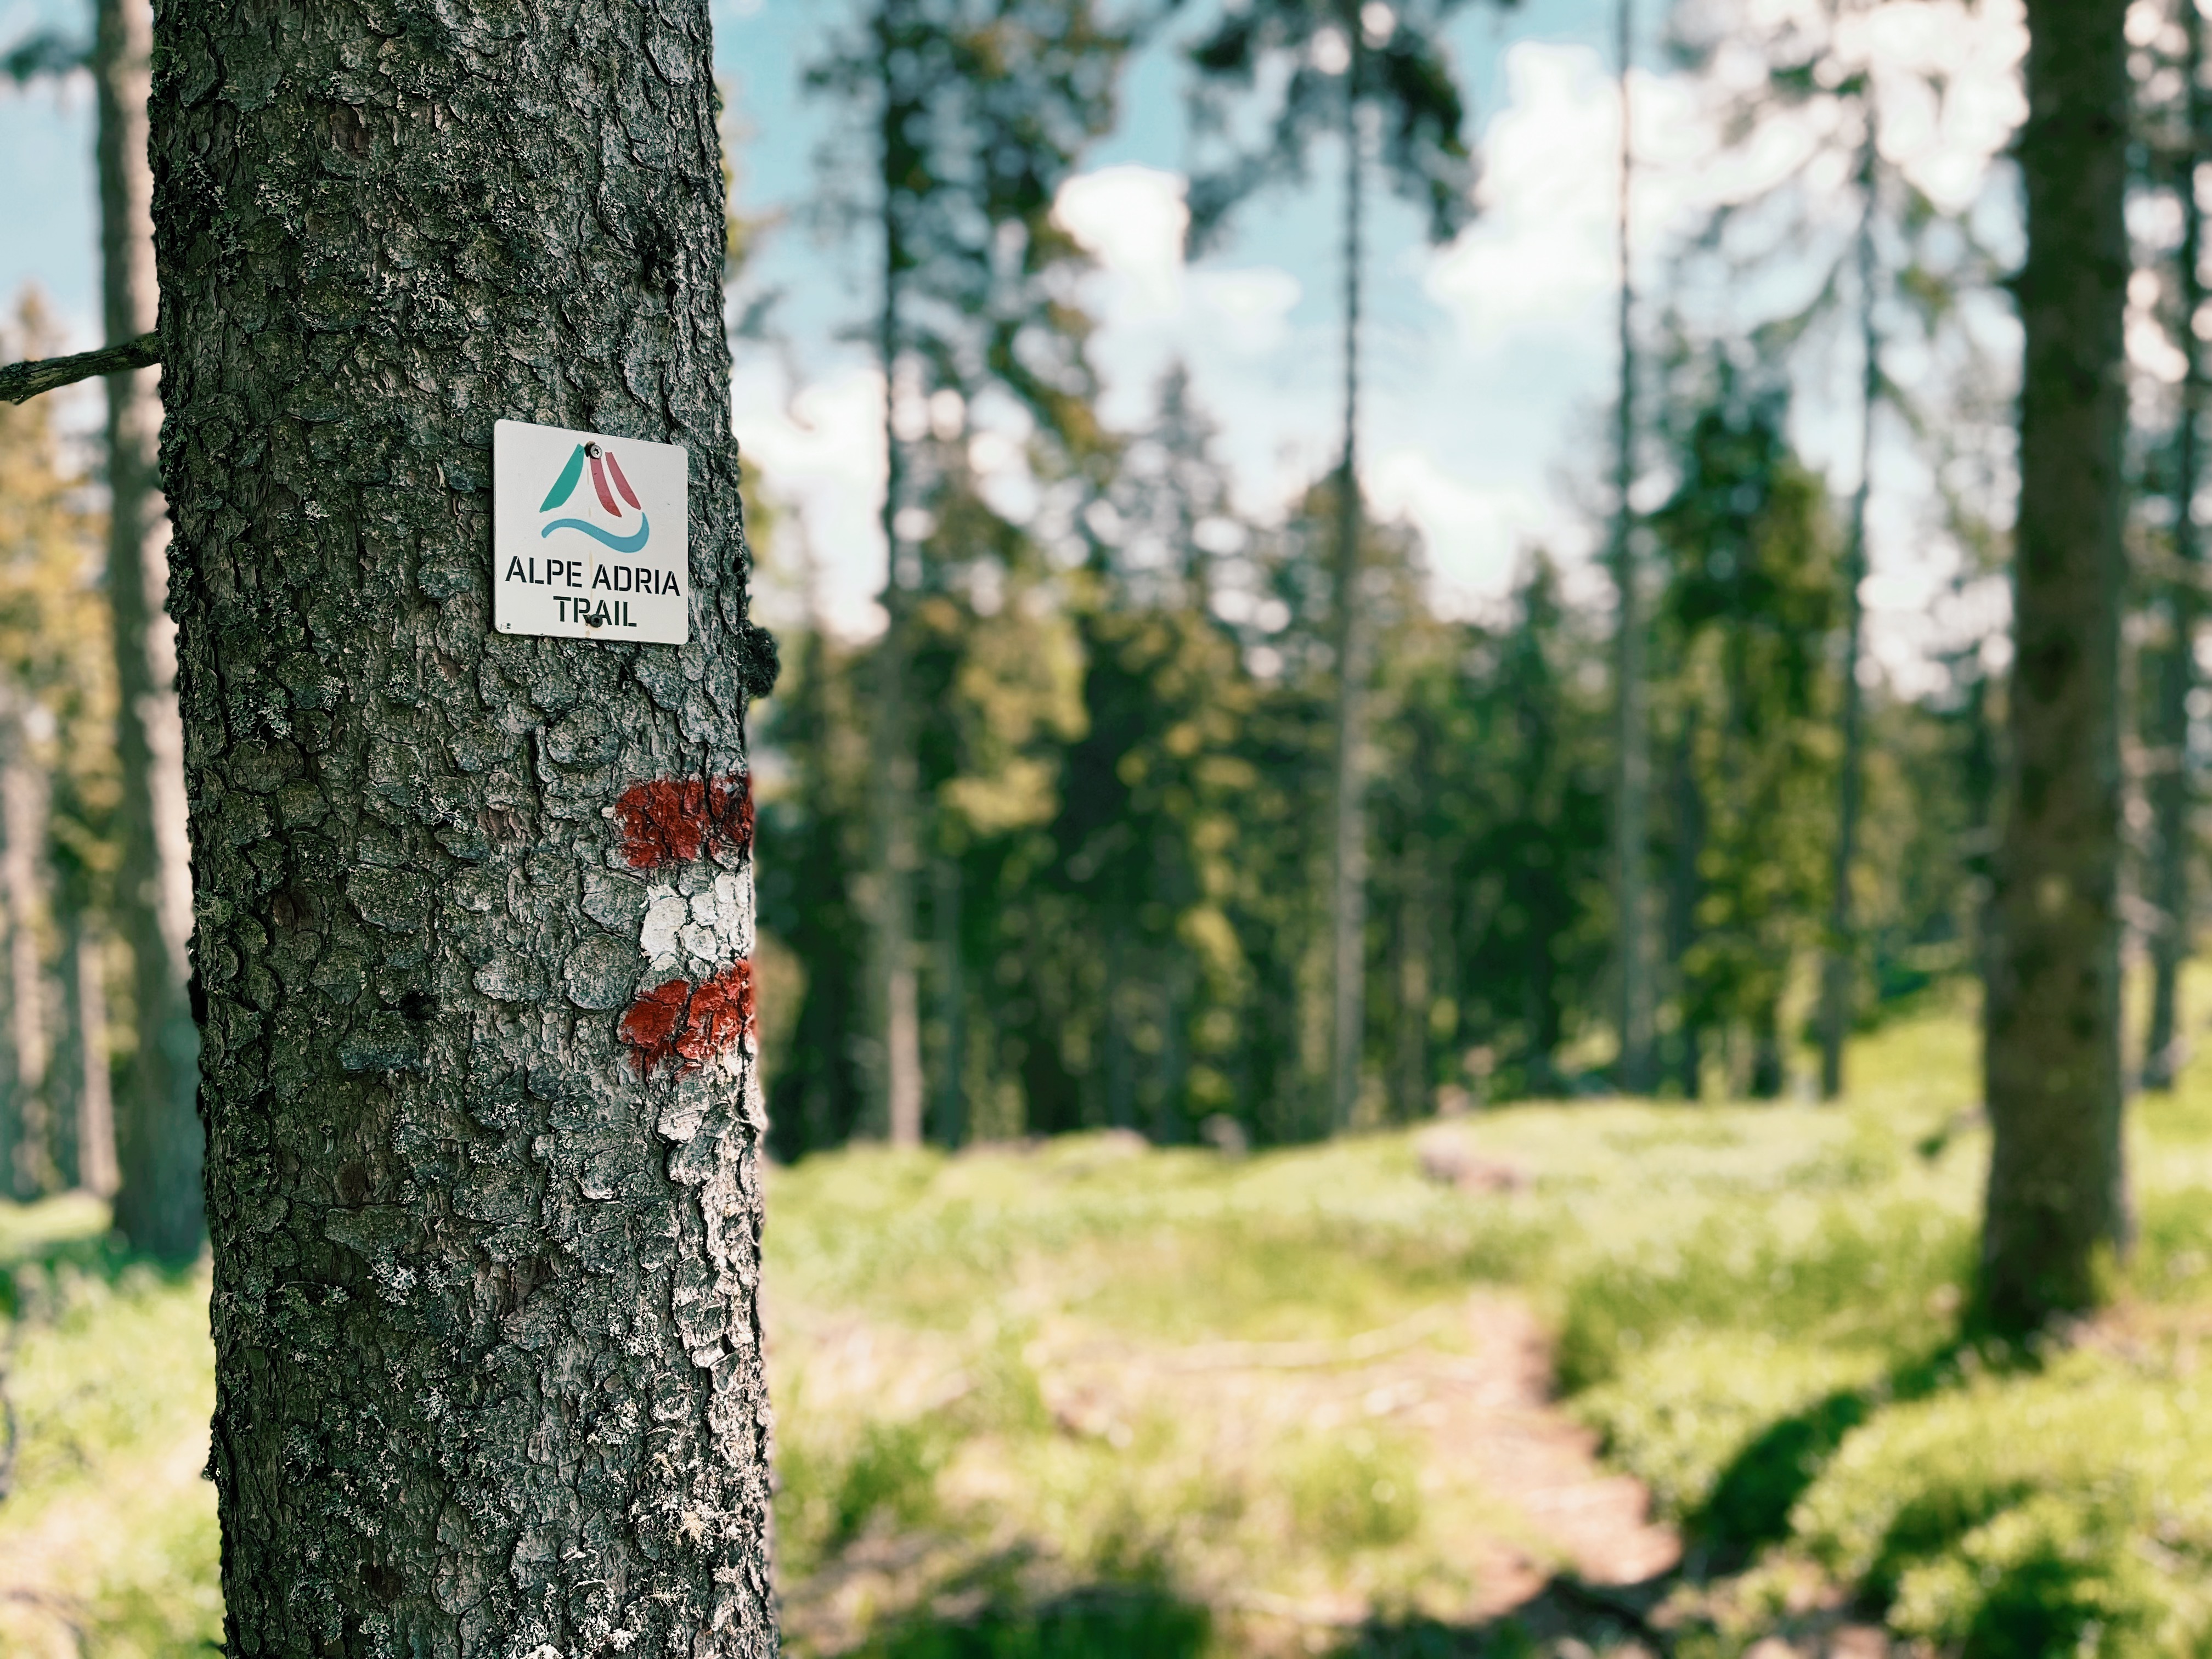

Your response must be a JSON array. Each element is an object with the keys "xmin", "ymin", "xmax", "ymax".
[
  {"xmin": 1982, "ymin": 0, "xmax": 2131, "ymax": 1332},
  {"xmin": 94, "ymin": 0, "xmax": 202, "ymax": 1259},
  {"xmin": 1820, "ymin": 134, "xmax": 1880, "ymax": 1101},
  {"xmin": 2, "ymin": 716, "xmax": 55, "ymax": 1197},
  {"xmin": 1393, "ymin": 830, "xmax": 1432, "ymax": 1120},
  {"xmin": 873, "ymin": 3, "xmax": 925, "ymax": 1149},
  {"xmin": 1665, "ymin": 717, "xmax": 1704, "ymax": 1100},
  {"xmin": 1329, "ymin": 17, "xmax": 1370, "ymax": 1134},
  {"xmin": 1104, "ymin": 913, "xmax": 1134, "ymax": 1130},
  {"xmin": 2146, "ymin": 1, "xmax": 2207, "ymax": 1092},
  {"xmin": 68, "ymin": 915, "xmax": 119, "ymax": 1197},
  {"xmin": 149, "ymin": 3, "xmax": 780, "ymax": 1649},
  {"xmin": 1747, "ymin": 1006, "xmax": 1780, "ymax": 1099},
  {"xmin": 932, "ymin": 853, "xmax": 964, "ymax": 1145},
  {"xmin": 1612, "ymin": 0, "xmax": 1654, "ymax": 1094}
]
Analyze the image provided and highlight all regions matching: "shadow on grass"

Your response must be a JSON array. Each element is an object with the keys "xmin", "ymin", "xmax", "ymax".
[
  {"xmin": 848, "ymin": 1584, "xmax": 1212, "ymax": 1658},
  {"xmin": 1323, "ymin": 1581, "xmax": 1662, "ymax": 1656},
  {"xmin": 841, "ymin": 1576, "xmax": 1664, "ymax": 1659},
  {"xmin": 1686, "ymin": 1331, "xmax": 2057, "ymax": 1588}
]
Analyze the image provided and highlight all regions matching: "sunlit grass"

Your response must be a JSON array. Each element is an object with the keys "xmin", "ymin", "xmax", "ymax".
[
  {"xmin": 7, "ymin": 974, "xmax": 2212, "ymax": 1654},
  {"xmin": 0, "ymin": 1252, "xmax": 218, "ymax": 1659}
]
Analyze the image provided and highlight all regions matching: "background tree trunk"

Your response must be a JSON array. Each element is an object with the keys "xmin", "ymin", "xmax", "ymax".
[
  {"xmin": 2, "ymin": 710, "xmax": 56, "ymax": 1197},
  {"xmin": 1329, "ymin": 18, "xmax": 1370, "ymax": 1135},
  {"xmin": 2145, "ymin": 0, "xmax": 2207, "ymax": 1092},
  {"xmin": 149, "ymin": 2, "xmax": 781, "ymax": 1650},
  {"xmin": 1982, "ymin": 0, "xmax": 2131, "ymax": 1331},
  {"xmin": 872, "ymin": 1, "xmax": 924, "ymax": 1149},
  {"xmin": 1820, "ymin": 134, "xmax": 1878, "ymax": 1102},
  {"xmin": 1612, "ymin": 0, "xmax": 1654, "ymax": 1094},
  {"xmin": 95, "ymin": 0, "xmax": 202, "ymax": 1260},
  {"xmin": 66, "ymin": 914, "xmax": 119, "ymax": 1197}
]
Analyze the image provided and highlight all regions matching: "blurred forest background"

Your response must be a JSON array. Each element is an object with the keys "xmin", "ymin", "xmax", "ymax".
[
  {"xmin": 8, "ymin": 0, "xmax": 2212, "ymax": 1653},
  {"xmin": 747, "ymin": 0, "xmax": 2025, "ymax": 1158},
  {"xmin": 0, "ymin": 0, "xmax": 2053, "ymax": 1175}
]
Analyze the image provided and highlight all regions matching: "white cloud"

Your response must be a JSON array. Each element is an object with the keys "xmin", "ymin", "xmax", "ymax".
[
  {"xmin": 731, "ymin": 360, "xmax": 889, "ymax": 640},
  {"xmin": 1192, "ymin": 267, "xmax": 1304, "ymax": 356},
  {"xmin": 1054, "ymin": 165, "xmax": 1190, "ymax": 315},
  {"xmin": 1368, "ymin": 448, "xmax": 1578, "ymax": 616},
  {"xmin": 1424, "ymin": 44, "xmax": 1718, "ymax": 351}
]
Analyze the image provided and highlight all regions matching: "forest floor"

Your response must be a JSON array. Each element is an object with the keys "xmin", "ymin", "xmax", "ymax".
[{"xmin": 8, "ymin": 988, "xmax": 2212, "ymax": 1657}]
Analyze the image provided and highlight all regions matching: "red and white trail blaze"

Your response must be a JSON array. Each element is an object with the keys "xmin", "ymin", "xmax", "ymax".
[{"xmin": 611, "ymin": 774, "xmax": 757, "ymax": 1078}]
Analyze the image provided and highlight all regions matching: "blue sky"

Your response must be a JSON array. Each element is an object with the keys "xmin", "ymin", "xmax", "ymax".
[{"xmin": 3, "ymin": 0, "xmax": 2027, "ymax": 663}]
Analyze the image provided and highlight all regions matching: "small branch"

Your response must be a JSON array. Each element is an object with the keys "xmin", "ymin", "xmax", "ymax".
[{"xmin": 0, "ymin": 332, "xmax": 160, "ymax": 405}]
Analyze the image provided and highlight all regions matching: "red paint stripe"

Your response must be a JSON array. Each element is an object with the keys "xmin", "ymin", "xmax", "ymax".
[
  {"xmin": 590, "ymin": 453, "xmax": 620, "ymax": 515},
  {"xmin": 618, "ymin": 960, "xmax": 756, "ymax": 1077},
  {"xmin": 614, "ymin": 775, "xmax": 754, "ymax": 870},
  {"xmin": 607, "ymin": 450, "xmax": 642, "ymax": 510}
]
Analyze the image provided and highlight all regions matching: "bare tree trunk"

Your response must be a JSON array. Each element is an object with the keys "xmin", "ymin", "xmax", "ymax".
[
  {"xmin": 67, "ymin": 915, "xmax": 119, "ymax": 1198},
  {"xmin": 149, "ymin": 2, "xmax": 780, "ymax": 1649},
  {"xmin": 1329, "ymin": 16, "xmax": 1370, "ymax": 1135},
  {"xmin": 1392, "ymin": 831, "xmax": 1432, "ymax": 1121},
  {"xmin": 1820, "ymin": 132, "xmax": 1880, "ymax": 1101},
  {"xmin": 1, "ymin": 708, "xmax": 55, "ymax": 1198},
  {"xmin": 94, "ymin": 0, "xmax": 202, "ymax": 1260},
  {"xmin": 1664, "ymin": 717, "xmax": 1705, "ymax": 1099},
  {"xmin": 1983, "ymin": 0, "xmax": 2131, "ymax": 1332},
  {"xmin": 872, "ymin": 1, "xmax": 925, "ymax": 1149},
  {"xmin": 932, "ymin": 853, "xmax": 964, "ymax": 1144},
  {"xmin": 1611, "ymin": 0, "xmax": 1654, "ymax": 1094},
  {"xmin": 2146, "ymin": 0, "xmax": 2207, "ymax": 1092}
]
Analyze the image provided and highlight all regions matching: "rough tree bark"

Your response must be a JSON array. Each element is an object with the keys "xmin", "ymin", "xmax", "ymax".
[
  {"xmin": 149, "ymin": 3, "xmax": 781, "ymax": 1652},
  {"xmin": 1982, "ymin": 0, "xmax": 2130, "ymax": 1331},
  {"xmin": 95, "ymin": 0, "xmax": 203, "ymax": 1260},
  {"xmin": 2145, "ymin": 0, "xmax": 2207, "ymax": 1092}
]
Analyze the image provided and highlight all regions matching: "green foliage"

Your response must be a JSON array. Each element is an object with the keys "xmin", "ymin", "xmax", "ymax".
[
  {"xmin": 19, "ymin": 998, "xmax": 2212, "ymax": 1653},
  {"xmin": 0, "ymin": 1251, "xmax": 220, "ymax": 1657},
  {"xmin": 1183, "ymin": 0, "xmax": 1480, "ymax": 249}
]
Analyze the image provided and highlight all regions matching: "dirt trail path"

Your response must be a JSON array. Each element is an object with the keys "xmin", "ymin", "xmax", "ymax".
[
  {"xmin": 1034, "ymin": 1293, "xmax": 1681, "ymax": 1621},
  {"xmin": 776, "ymin": 1289, "xmax": 1701, "ymax": 1654}
]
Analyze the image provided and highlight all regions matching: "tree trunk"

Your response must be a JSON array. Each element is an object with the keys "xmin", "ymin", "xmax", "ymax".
[
  {"xmin": 2145, "ymin": 0, "xmax": 2207, "ymax": 1092},
  {"xmin": 67, "ymin": 914, "xmax": 119, "ymax": 1197},
  {"xmin": 932, "ymin": 853, "xmax": 965, "ymax": 1144},
  {"xmin": 1982, "ymin": 0, "xmax": 2130, "ymax": 1332},
  {"xmin": 1664, "ymin": 718, "xmax": 1705, "ymax": 1100},
  {"xmin": 148, "ymin": 4, "xmax": 781, "ymax": 1651},
  {"xmin": 872, "ymin": 2, "xmax": 925, "ymax": 1149},
  {"xmin": 2, "ymin": 716, "xmax": 56, "ymax": 1198},
  {"xmin": 1392, "ymin": 830, "xmax": 1432, "ymax": 1121},
  {"xmin": 1329, "ymin": 20, "xmax": 1371, "ymax": 1135},
  {"xmin": 1820, "ymin": 132, "xmax": 1878, "ymax": 1102},
  {"xmin": 1611, "ymin": 0, "xmax": 1655, "ymax": 1094},
  {"xmin": 95, "ymin": 0, "xmax": 202, "ymax": 1260}
]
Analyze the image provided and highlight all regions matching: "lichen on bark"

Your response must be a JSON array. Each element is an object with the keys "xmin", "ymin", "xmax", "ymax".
[{"xmin": 147, "ymin": 3, "xmax": 780, "ymax": 1653}]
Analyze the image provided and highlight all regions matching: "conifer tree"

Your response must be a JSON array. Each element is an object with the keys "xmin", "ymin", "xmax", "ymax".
[
  {"xmin": 1982, "ymin": 0, "xmax": 2130, "ymax": 1330},
  {"xmin": 810, "ymin": 0, "xmax": 1127, "ymax": 1143},
  {"xmin": 1184, "ymin": 0, "xmax": 1478, "ymax": 1130},
  {"xmin": 2141, "ymin": 0, "xmax": 2207, "ymax": 1091}
]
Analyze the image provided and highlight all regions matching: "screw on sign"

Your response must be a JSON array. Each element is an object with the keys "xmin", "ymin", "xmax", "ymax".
[{"xmin": 611, "ymin": 774, "xmax": 758, "ymax": 1076}]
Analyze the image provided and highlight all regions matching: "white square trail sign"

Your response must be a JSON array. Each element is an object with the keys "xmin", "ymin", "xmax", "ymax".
[{"xmin": 493, "ymin": 419, "xmax": 690, "ymax": 645}]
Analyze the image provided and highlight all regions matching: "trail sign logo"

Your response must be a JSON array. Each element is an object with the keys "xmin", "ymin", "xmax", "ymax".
[{"xmin": 493, "ymin": 419, "xmax": 689, "ymax": 645}]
